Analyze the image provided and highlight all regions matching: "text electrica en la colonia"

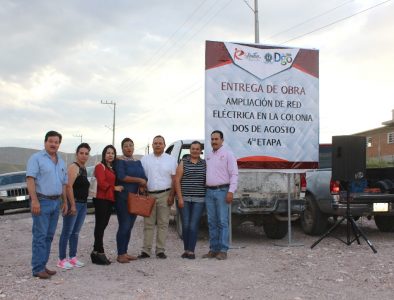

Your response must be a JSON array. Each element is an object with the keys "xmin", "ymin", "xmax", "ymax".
[{"xmin": 212, "ymin": 110, "xmax": 313, "ymax": 122}]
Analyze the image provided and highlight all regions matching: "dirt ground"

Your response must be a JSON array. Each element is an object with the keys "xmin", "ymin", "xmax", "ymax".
[{"xmin": 0, "ymin": 211, "xmax": 393, "ymax": 300}]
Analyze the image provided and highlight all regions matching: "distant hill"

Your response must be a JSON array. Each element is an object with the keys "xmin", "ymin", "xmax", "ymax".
[
  {"xmin": 0, "ymin": 162, "xmax": 27, "ymax": 174},
  {"xmin": 0, "ymin": 147, "xmax": 142, "ymax": 174}
]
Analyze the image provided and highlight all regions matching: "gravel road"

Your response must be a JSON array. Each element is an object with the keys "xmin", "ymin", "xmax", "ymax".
[{"xmin": 0, "ymin": 211, "xmax": 393, "ymax": 300}]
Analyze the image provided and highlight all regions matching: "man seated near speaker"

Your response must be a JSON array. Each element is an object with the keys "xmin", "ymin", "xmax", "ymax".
[{"xmin": 349, "ymin": 177, "xmax": 367, "ymax": 193}]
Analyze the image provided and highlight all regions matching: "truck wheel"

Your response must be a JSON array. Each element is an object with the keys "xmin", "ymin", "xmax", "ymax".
[
  {"xmin": 301, "ymin": 194, "xmax": 328, "ymax": 236},
  {"xmin": 373, "ymin": 180, "xmax": 393, "ymax": 193},
  {"xmin": 262, "ymin": 216, "xmax": 287, "ymax": 239},
  {"xmin": 175, "ymin": 209, "xmax": 183, "ymax": 239},
  {"xmin": 374, "ymin": 215, "xmax": 394, "ymax": 232},
  {"xmin": 383, "ymin": 179, "xmax": 394, "ymax": 193}
]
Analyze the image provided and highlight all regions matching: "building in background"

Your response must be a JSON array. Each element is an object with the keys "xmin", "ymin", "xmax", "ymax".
[{"xmin": 354, "ymin": 109, "xmax": 394, "ymax": 166}]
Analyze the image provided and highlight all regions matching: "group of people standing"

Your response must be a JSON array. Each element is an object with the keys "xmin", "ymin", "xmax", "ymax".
[{"xmin": 26, "ymin": 130, "xmax": 238, "ymax": 279}]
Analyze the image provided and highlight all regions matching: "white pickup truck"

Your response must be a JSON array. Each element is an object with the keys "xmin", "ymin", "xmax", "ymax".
[{"xmin": 165, "ymin": 140, "xmax": 306, "ymax": 239}]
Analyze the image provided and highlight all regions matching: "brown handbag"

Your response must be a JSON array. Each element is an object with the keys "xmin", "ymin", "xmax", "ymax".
[{"xmin": 127, "ymin": 192, "xmax": 156, "ymax": 217}]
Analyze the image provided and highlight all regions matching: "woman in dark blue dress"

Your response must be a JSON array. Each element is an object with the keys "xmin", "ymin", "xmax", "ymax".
[{"xmin": 114, "ymin": 138, "xmax": 147, "ymax": 263}]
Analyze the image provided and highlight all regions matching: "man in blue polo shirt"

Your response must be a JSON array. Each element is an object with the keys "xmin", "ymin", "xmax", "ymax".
[{"xmin": 26, "ymin": 131, "xmax": 68, "ymax": 279}]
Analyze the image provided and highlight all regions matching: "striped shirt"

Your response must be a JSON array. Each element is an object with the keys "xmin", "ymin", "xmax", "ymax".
[{"xmin": 180, "ymin": 157, "xmax": 206, "ymax": 198}]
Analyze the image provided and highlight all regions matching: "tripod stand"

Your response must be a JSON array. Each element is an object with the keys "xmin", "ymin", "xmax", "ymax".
[{"xmin": 311, "ymin": 181, "xmax": 377, "ymax": 253}]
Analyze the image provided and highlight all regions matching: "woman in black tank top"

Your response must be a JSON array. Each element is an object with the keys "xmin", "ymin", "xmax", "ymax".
[{"xmin": 58, "ymin": 143, "xmax": 91, "ymax": 269}]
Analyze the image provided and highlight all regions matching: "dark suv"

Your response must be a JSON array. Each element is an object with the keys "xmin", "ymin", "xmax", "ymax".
[{"xmin": 0, "ymin": 171, "xmax": 29, "ymax": 214}]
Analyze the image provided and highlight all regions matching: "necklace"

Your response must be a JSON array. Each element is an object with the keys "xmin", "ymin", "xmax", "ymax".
[{"xmin": 121, "ymin": 155, "xmax": 134, "ymax": 161}]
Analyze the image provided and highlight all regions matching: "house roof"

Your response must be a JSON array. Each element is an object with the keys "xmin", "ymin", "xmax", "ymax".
[
  {"xmin": 352, "ymin": 109, "xmax": 394, "ymax": 135},
  {"xmin": 382, "ymin": 109, "xmax": 394, "ymax": 126}
]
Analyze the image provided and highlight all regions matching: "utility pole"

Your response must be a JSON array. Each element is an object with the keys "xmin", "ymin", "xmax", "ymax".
[
  {"xmin": 243, "ymin": 0, "xmax": 260, "ymax": 43},
  {"xmin": 101, "ymin": 100, "xmax": 116, "ymax": 145},
  {"xmin": 254, "ymin": 0, "xmax": 259, "ymax": 43},
  {"xmin": 73, "ymin": 133, "xmax": 82, "ymax": 144}
]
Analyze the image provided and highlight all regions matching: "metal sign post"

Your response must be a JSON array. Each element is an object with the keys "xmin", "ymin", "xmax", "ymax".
[
  {"xmin": 229, "ymin": 203, "xmax": 245, "ymax": 250},
  {"xmin": 275, "ymin": 173, "xmax": 303, "ymax": 247}
]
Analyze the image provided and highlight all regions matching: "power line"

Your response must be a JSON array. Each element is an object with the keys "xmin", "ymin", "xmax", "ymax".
[
  {"xmin": 124, "ymin": 0, "xmax": 230, "ymax": 89},
  {"xmin": 116, "ymin": 0, "xmax": 214, "ymax": 92},
  {"xmin": 280, "ymin": 0, "xmax": 392, "ymax": 44},
  {"xmin": 123, "ymin": 0, "xmax": 390, "ymax": 126},
  {"xmin": 116, "ymin": 81, "xmax": 202, "ymax": 129},
  {"xmin": 268, "ymin": 0, "xmax": 355, "ymax": 40},
  {"xmin": 100, "ymin": 100, "xmax": 116, "ymax": 145},
  {"xmin": 111, "ymin": 0, "xmax": 233, "ymax": 131},
  {"xmin": 97, "ymin": 0, "xmax": 392, "ymax": 138},
  {"xmin": 133, "ymin": 0, "xmax": 234, "ymax": 92},
  {"xmin": 167, "ymin": 0, "xmax": 235, "ymax": 56}
]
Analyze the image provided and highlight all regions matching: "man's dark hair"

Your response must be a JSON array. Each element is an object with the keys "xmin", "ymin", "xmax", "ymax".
[
  {"xmin": 76, "ymin": 143, "xmax": 91, "ymax": 154},
  {"xmin": 101, "ymin": 145, "xmax": 117, "ymax": 168},
  {"xmin": 191, "ymin": 140, "xmax": 203, "ymax": 149},
  {"xmin": 45, "ymin": 131, "xmax": 62, "ymax": 143},
  {"xmin": 211, "ymin": 130, "xmax": 223, "ymax": 139},
  {"xmin": 121, "ymin": 138, "xmax": 134, "ymax": 148},
  {"xmin": 153, "ymin": 135, "xmax": 165, "ymax": 145}
]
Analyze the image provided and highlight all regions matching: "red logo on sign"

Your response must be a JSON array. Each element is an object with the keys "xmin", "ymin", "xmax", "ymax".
[{"xmin": 234, "ymin": 48, "xmax": 245, "ymax": 60}]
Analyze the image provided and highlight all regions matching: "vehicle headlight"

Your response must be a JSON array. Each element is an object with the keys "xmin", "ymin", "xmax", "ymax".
[{"xmin": 0, "ymin": 190, "xmax": 7, "ymax": 197}]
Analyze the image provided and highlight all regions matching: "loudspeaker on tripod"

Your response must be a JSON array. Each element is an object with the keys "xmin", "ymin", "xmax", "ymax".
[{"xmin": 332, "ymin": 135, "xmax": 366, "ymax": 181}]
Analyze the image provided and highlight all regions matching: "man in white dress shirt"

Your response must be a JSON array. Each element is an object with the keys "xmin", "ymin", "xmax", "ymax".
[{"xmin": 139, "ymin": 135, "xmax": 177, "ymax": 259}]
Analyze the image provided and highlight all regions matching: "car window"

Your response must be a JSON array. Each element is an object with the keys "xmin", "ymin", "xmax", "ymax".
[
  {"xmin": 165, "ymin": 145, "xmax": 174, "ymax": 155},
  {"xmin": 86, "ymin": 166, "xmax": 95, "ymax": 178},
  {"xmin": 319, "ymin": 144, "xmax": 332, "ymax": 169}
]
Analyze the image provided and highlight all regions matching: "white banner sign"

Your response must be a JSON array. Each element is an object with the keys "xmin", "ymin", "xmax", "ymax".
[{"xmin": 205, "ymin": 41, "xmax": 319, "ymax": 169}]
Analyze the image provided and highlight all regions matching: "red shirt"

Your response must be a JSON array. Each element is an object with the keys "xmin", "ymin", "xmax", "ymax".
[{"xmin": 95, "ymin": 163, "xmax": 116, "ymax": 202}]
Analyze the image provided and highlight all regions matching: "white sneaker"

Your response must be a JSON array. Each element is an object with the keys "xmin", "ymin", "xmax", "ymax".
[
  {"xmin": 56, "ymin": 258, "xmax": 73, "ymax": 270},
  {"xmin": 69, "ymin": 257, "xmax": 85, "ymax": 268}
]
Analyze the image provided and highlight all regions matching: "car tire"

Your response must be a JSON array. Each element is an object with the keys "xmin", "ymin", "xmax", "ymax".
[
  {"xmin": 373, "ymin": 180, "xmax": 393, "ymax": 193},
  {"xmin": 262, "ymin": 216, "xmax": 287, "ymax": 239},
  {"xmin": 374, "ymin": 215, "xmax": 394, "ymax": 232},
  {"xmin": 301, "ymin": 194, "xmax": 328, "ymax": 236}
]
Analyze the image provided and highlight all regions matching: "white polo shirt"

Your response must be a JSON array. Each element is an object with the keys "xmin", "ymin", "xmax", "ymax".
[{"xmin": 141, "ymin": 153, "xmax": 177, "ymax": 191}]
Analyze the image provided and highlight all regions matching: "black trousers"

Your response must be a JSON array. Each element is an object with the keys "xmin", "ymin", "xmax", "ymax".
[{"xmin": 93, "ymin": 198, "xmax": 113, "ymax": 253}]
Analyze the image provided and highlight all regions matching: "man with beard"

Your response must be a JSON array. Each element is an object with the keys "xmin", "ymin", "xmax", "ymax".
[{"xmin": 203, "ymin": 130, "xmax": 238, "ymax": 260}]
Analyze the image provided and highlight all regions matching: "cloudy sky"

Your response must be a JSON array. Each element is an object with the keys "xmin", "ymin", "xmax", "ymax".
[{"xmin": 1, "ymin": 0, "xmax": 393, "ymax": 155}]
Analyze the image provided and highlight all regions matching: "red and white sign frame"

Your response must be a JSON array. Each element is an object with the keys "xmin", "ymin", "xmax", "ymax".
[{"xmin": 205, "ymin": 41, "xmax": 319, "ymax": 169}]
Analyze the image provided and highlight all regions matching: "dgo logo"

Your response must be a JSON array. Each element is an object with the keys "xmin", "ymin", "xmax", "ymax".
[{"xmin": 264, "ymin": 52, "xmax": 293, "ymax": 65}]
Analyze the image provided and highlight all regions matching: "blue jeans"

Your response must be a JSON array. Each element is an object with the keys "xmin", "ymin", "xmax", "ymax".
[
  {"xmin": 115, "ymin": 193, "xmax": 137, "ymax": 255},
  {"xmin": 180, "ymin": 199, "xmax": 205, "ymax": 253},
  {"xmin": 31, "ymin": 199, "xmax": 60, "ymax": 275},
  {"xmin": 58, "ymin": 202, "xmax": 87, "ymax": 260},
  {"xmin": 205, "ymin": 187, "xmax": 229, "ymax": 252}
]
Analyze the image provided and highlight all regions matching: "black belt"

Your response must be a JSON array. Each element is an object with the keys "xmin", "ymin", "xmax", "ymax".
[
  {"xmin": 37, "ymin": 193, "xmax": 61, "ymax": 200},
  {"xmin": 206, "ymin": 184, "xmax": 230, "ymax": 190},
  {"xmin": 148, "ymin": 188, "xmax": 171, "ymax": 194},
  {"xmin": 75, "ymin": 199, "xmax": 87, "ymax": 203}
]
